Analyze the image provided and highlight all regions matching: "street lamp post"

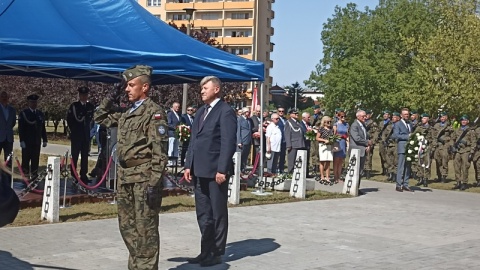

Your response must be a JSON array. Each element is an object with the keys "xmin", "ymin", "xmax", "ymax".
[
  {"xmin": 294, "ymin": 88, "xmax": 297, "ymax": 109},
  {"xmin": 182, "ymin": 8, "xmax": 196, "ymax": 114}
]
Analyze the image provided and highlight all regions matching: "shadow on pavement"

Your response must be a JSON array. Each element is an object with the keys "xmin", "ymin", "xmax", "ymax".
[
  {"xmin": 0, "ymin": 250, "xmax": 80, "ymax": 270},
  {"xmin": 167, "ymin": 238, "xmax": 280, "ymax": 270}
]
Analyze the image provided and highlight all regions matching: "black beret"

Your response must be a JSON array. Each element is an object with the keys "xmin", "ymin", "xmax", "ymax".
[
  {"xmin": 77, "ymin": 86, "xmax": 90, "ymax": 94},
  {"xmin": 26, "ymin": 94, "xmax": 39, "ymax": 101}
]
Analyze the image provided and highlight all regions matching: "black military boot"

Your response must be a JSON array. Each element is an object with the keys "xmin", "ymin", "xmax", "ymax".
[
  {"xmin": 476, "ymin": 181, "xmax": 480, "ymax": 187},
  {"xmin": 460, "ymin": 182, "xmax": 467, "ymax": 191},
  {"xmin": 423, "ymin": 178, "xmax": 428, "ymax": 187},
  {"xmin": 452, "ymin": 182, "xmax": 461, "ymax": 190},
  {"xmin": 416, "ymin": 178, "xmax": 422, "ymax": 186},
  {"xmin": 365, "ymin": 170, "xmax": 371, "ymax": 179},
  {"xmin": 441, "ymin": 176, "xmax": 447, "ymax": 183}
]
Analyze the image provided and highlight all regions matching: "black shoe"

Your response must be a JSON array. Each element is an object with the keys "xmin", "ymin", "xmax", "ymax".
[
  {"xmin": 477, "ymin": 182, "xmax": 480, "ymax": 187},
  {"xmin": 441, "ymin": 176, "xmax": 447, "ymax": 183},
  {"xmin": 415, "ymin": 179, "xmax": 422, "ymax": 186},
  {"xmin": 200, "ymin": 254, "xmax": 222, "ymax": 267},
  {"xmin": 81, "ymin": 176, "xmax": 92, "ymax": 184},
  {"xmin": 187, "ymin": 252, "xmax": 209, "ymax": 264},
  {"xmin": 452, "ymin": 182, "xmax": 461, "ymax": 190},
  {"xmin": 460, "ymin": 183, "xmax": 467, "ymax": 191},
  {"xmin": 395, "ymin": 186, "xmax": 403, "ymax": 192},
  {"xmin": 423, "ymin": 178, "xmax": 428, "ymax": 187},
  {"xmin": 365, "ymin": 170, "xmax": 371, "ymax": 179},
  {"xmin": 403, "ymin": 186, "xmax": 413, "ymax": 192}
]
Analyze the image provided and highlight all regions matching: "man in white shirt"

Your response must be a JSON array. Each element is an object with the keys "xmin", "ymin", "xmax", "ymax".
[{"xmin": 266, "ymin": 113, "xmax": 282, "ymax": 175}]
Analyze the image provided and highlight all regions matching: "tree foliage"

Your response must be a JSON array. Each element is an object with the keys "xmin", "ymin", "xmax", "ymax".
[{"xmin": 305, "ymin": 0, "xmax": 480, "ymax": 119}]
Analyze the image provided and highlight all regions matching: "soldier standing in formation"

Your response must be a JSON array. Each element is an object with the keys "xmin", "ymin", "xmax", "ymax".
[
  {"xmin": 67, "ymin": 87, "xmax": 95, "ymax": 183},
  {"xmin": 310, "ymin": 105, "xmax": 322, "ymax": 173},
  {"xmin": 431, "ymin": 112, "xmax": 453, "ymax": 183},
  {"xmin": 95, "ymin": 65, "xmax": 167, "ymax": 270},
  {"xmin": 364, "ymin": 109, "xmax": 378, "ymax": 179},
  {"xmin": 382, "ymin": 112, "xmax": 399, "ymax": 181},
  {"xmin": 377, "ymin": 110, "xmax": 391, "ymax": 175},
  {"xmin": 412, "ymin": 113, "xmax": 433, "ymax": 187},
  {"xmin": 285, "ymin": 108, "xmax": 305, "ymax": 173},
  {"xmin": 472, "ymin": 125, "xmax": 480, "ymax": 187},
  {"xmin": 451, "ymin": 115, "xmax": 476, "ymax": 190},
  {"xmin": 18, "ymin": 94, "xmax": 47, "ymax": 179}
]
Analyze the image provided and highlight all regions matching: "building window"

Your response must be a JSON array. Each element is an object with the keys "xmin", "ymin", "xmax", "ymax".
[
  {"xmin": 231, "ymin": 13, "xmax": 250, "ymax": 19},
  {"xmin": 172, "ymin": 14, "xmax": 187, "ymax": 20},
  {"xmin": 202, "ymin": 0, "xmax": 220, "ymax": 2},
  {"xmin": 200, "ymin": 13, "xmax": 220, "ymax": 20},
  {"xmin": 208, "ymin": 31, "xmax": 220, "ymax": 38},
  {"xmin": 232, "ymin": 0, "xmax": 250, "ymax": 2},
  {"xmin": 230, "ymin": 48, "xmax": 250, "ymax": 55},
  {"xmin": 177, "ymin": 0, "xmax": 192, "ymax": 3},
  {"xmin": 231, "ymin": 30, "xmax": 251, "ymax": 37},
  {"xmin": 147, "ymin": 0, "xmax": 161, "ymax": 6}
]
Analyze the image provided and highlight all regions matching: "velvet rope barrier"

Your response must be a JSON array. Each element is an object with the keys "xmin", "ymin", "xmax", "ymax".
[
  {"xmin": 14, "ymin": 157, "xmax": 43, "ymax": 194},
  {"xmin": 69, "ymin": 154, "xmax": 114, "ymax": 190}
]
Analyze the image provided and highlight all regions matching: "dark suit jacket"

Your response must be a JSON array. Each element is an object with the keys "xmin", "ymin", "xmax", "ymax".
[
  {"xmin": 285, "ymin": 119, "xmax": 305, "ymax": 149},
  {"xmin": 250, "ymin": 115, "xmax": 261, "ymax": 146},
  {"xmin": 349, "ymin": 120, "xmax": 369, "ymax": 157},
  {"xmin": 167, "ymin": 110, "xmax": 181, "ymax": 137},
  {"xmin": 18, "ymin": 109, "xmax": 48, "ymax": 146},
  {"xmin": 185, "ymin": 100, "xmax": 237, "ymax": 178},
  {"xmin": 181, "ymin": 113, "xmax": 194, "ymax": 128},
  {"xmin": 392, "ymin": 119, "xmax": 412, "ymax": 154},
  {"xmin": 237, "ymin": 116, "xmax": 252, "ymax": 145},
  {"xmin": 0, "ymin": 105, "xmax": 16, "ymax": 143}
]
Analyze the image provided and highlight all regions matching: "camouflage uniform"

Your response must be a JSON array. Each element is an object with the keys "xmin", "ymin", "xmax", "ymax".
[
  {"xmin": 381, "ymin": 121, "xmax": 397, "ymax": 180},
  {"xmin": 377, "ymin": 119, "xmax": 391, "ymax": 174},
  {"xmin": 431, "ymin": 122, "xmax": 453, "ymax": 182},
  {"xmin": 310, "ymin": 113, "xmax": 321, "ymax": 171},
  {"xmin": 412, "ymin": 123, "xmax": 433, "ymax": 181},
  {"xmin": 473, "ymin": 127, "xmax": 480, "ymax": 186},
  {"xmin": 452, "ymin": 125, "xmax": 476, "ymax": 186},
  {"xmin": 364, "ymin": 118, "xmax": 378, "ymax": 177},
  {"xmin": 95, "ymin": 68, "xmax": 168, "ymax": 270}
]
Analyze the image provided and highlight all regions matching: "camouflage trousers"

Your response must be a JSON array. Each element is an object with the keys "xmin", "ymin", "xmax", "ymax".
[
  {"xmin": 378, "ymin": 144, "xmax": 386, "ymax": 170},
  {"xmin": 433, "ymin": 147, "xmax": 449, "ymax": 178},
  {"xmin": 474, "ymin": 152, "xmax": 480, "ymax": 183},
  {"xmin": 364, "ymin": 147, "xmax": 374, "ymax": 171},
  {"xmin": 413, "ymin": 156, "xmax": 431, "ymax": 179},
  {"xmin": 454, "ymin": 152, "xmax": 470, "ymax": 183},
  {"xmin": 118, "ymin": 182, "xmax": 161, "ymax": 270},
  {"xmin": 310, "ymin": 140, "xmax": 319, "ymax": 170},
  {"xmin": 385, "ymin": 146, "xmax": 397, "ymax": 174}
]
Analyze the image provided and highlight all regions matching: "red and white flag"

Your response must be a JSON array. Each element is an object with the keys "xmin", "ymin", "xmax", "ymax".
[{"xmin": 251, "ymin": 86, "xmax": 258, "ymax": 112}]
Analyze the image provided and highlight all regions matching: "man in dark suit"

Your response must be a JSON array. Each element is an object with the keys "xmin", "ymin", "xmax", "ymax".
[
  {"xmin": 250, "ymin": 108, "xmax": 262, "ymax": 169},
  {"xmin": 349, "ymin": 110, "xmax": 372, "ymax": 190},
  {"xmin": 392, "ymin": 108, "xmax": 414, "ymax": 192},
  {"xmin": 180, "ymin": 106, "xmax": 195, "ymax": 167},
  {"xmin": 167, "ymin": 102, "xmax": 181, "ymax": 166},
  {"xmin": 18, "ymin": 94, "xmax": 48, "ymax": 178},
  {"xmin": 67, "ymin": 87, "xmax": 95, "ymax": 183},
  {"xmin": 0, "ymin": 91, "xmax": 16, "ymax": 161},
  {"xmin": 284, "ymin": 108, "xmax": 306, "ymax": 173},
  {"xmin": 184, "ymin": 76, "xmax": 237, "ymax": 267},
  {"xmin": 300, "ymin": 112, "xmax": 313, "ymax": 177},
  {"xmin": 237, "ymin": 107, "xmax": 252, "ymax": 172}
]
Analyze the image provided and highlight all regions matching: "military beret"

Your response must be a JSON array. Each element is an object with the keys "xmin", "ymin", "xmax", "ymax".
[
  {"xmin": 460, "ymin": 115, "xmax": 469, "ymax": 120},
  {"xmin": 122, "ymin": 65, "xmax": 153, "ymax": 82},
  {"xmin": 421, "ymin": 113, "xmax": 429, "ymax": 118},
  {"xmin": 27, "ymin": 94, "xmax": 39, "ymax": 101},
  {"xmin": 439, "ymin": 112, "xmax": 448, "ymax": 116},
  {"xmin": 335, "ymin": 108, "xmax": 344, "ymax": 112},
  {"xmin": 288, "ymin": 108, "xmax": 299, "ymax": 114},
  {"xmin": 77, "ymin": 86, "xmax": 90, "ymax": 94},
  {"xmin": 383, "ymin": 110, "xmax": 391, "ymax": 114},
  {"xmin": 313, "ymin": 105, "xmax": 320, "ymax": 109},
  {"xmin": 365, "ymin": 109, "xmax": 372, "ymax": 114},
  {"xmin": 410, "ymin": 110, "xmax": 418, "ymax": 114},
  {"xmin": 392, "ymin": 112, "xmax": 400, "ymax": 117}
]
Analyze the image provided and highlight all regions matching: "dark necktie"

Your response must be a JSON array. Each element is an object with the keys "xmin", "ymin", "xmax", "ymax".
[{"xmin": 199, "ymin": 105, "xmax": 210, "ymax": 130}]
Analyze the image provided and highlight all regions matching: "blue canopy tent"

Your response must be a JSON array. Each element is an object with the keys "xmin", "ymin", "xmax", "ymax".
[{"xmin": 0, "ymin": 0, "xmax": 264, "ymax": 84}]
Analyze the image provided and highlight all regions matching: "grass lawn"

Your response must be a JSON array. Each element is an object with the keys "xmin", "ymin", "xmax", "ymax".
[
  {"xmin": 367, "ymin": 149, "xmax": 480, "ymax": 193},
  {"xmin": 9, "ymin": 190, "xmax": 349, "ymax": 227}
]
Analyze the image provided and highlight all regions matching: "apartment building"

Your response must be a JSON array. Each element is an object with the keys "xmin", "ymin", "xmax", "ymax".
[{"xmin": 137, "ymin": 0, "xmax": 275, "ymax": 103}]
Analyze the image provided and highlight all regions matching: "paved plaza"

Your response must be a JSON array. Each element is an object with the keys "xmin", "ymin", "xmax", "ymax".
[{"xmin": 1, "ymin": 178, "xmax": 480, "ymax": 270}]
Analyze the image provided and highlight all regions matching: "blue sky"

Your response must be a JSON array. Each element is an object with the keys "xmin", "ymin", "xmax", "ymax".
[{"xmin": 270, "ymin": 0, "xmax": 379, "ymax": 88}]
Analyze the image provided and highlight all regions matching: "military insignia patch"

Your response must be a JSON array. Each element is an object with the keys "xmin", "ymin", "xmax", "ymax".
[
  {"xmin": 158, "ymin": 125, "xmax": 166, "ymax": 135},
  {"xmin": 154, "ymin": 114, "xmax": 162, "ymax": 120}
]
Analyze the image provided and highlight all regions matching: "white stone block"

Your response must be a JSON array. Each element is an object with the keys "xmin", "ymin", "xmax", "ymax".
[
  {"xmin": 228, "ymin": 152, "xmax": 241, "ymax": 205},
  {"xmin": 41, "ymin": 156, "xmax": 60, "ymax": 223},
  {"xmin": 289, "ymin": 150, "xmax": 307, "ymax": 199},
  {"xmin": 342, "ymin": 149, "xmax": 361, "ymax": 196}
]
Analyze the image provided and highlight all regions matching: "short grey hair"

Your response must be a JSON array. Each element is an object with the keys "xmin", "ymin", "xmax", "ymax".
[
  {"xmin": 302, "ymin": 112, "xmax": 310, "ymax": 118},
  {"xmin": 356, "ymin": 110, "xmax": 366, "ymax": 117},
  {"xmin": 200, "ymin": 76, "xmax": 222, "ymax": 89}
]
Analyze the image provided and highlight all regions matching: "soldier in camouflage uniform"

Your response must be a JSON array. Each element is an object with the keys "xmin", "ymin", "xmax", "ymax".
[
  {"xmin": 364, "ymin": 110, "xmax": 378, "ymax": 179},
  {"xmin": 382, "ymin": 112, "xmax": 399, "ymax": 182},
  {"xmin": 472, "ymin": 125, "xmax": 480, "ymax": 187},
  {"xmin": 309, "ymin": 105, "xmax": 322, "ymax": 173},
  {"xmin": 412, "ymin": 113, "xmax": 433, "ymax": 187},
  {"xmin": 95, "ymin": 65, "xmax": 168, "ymax": 270},
  {"xmin": 377, "ymin": 110, "xmax": 391, "ymax": 175},
  {"xmin": 431, "ymin": 112, "xmax": 453, "ymax": 183},
  {"xmin": 451, "ymin": 115, "xmax": 476, "ymax": 190},
  {"xmin": 409, "ymin": 110, "xmax": 420, "ymax": 179}
]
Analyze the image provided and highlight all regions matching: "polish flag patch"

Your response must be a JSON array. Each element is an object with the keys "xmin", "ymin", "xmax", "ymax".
[{"xmin": 154, "ymin": 114, "xmax": 162, "ymax": 120}]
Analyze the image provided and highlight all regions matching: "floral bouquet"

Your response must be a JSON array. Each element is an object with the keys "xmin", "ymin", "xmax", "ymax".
[
  {"xmin": 405, "ymin": 132, "xmax": 429, "ymax": 163},
  {"xmin": 305, "ymin": 130, "xmax": 317, "ymax": 141},
  {"xmin": 328, "ymin": 134, "xmax": 342, "ymax": 152},
  {"xmin": 175, "ymin": 124, "xmax": 191, "ymax": 142}
]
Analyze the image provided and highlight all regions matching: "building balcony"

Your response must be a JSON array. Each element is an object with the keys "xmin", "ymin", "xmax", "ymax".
[
  {"xmin": 270, "ymin": 10, "xmax": 275, "ymax": 19},
  {"xmin": 195, "ymin": 2, "xmax": 225, "ymax": 10},
  {"xmin": 270, "ymin": 43, "xmax": 274, "ymax": 52},
  {"xmin": 224, "ymin": 19, "xmax": 254, "ymax": 27},
  {"xmin": 222, "ymin": 36, "xmax": 253, "ymax": 45},
  {"xmin": 224, "ymin": 1, "xmax": 255, "ymax": 10},
  {"xmin": 193, "ymin": 19, "xmax": 224, "ymax": 28},
  {"xmin": 164, "ymin": 2, "xmax": 194, "ymax": 11},
  {"xmin": 270, "ymin": 27, "xmax": 274, "ymax": 35},
  {"xmin": 268, "ymin": 60, "xmax": 273, "ymax": 68}
]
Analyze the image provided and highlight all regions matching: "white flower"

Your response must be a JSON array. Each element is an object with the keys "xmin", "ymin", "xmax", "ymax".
[
  {"xmin": 410, "ymin": 141, "xmax": 415, "ymax": 145},
  {"xmin": 424, "ymin": 140, "xmax": 428, "ymax": 144},
  {"xmin": 407, "ymin": 157, "xmax": 412, "ymax": 161},
  {"xmin": 416, "ymin": 133, "xmax": 420, "ymax": 137},
  {"xmin": 419, "ymin": 136, "xmax": 424, "ymax": 140},
  {"xmin": 415, "ymin": 155, "xmax": 419, "ymax": 158},
  {"xmin": 414, "ymin": 147, "xmax": 419, "ymax": 151},
  {"xmin": 421, "ymin": 164, "xmax": 426, "ymax": 168},
  {"xmin": 408, "ymin": 150, "xmax": 413, "ymax": 154}
]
